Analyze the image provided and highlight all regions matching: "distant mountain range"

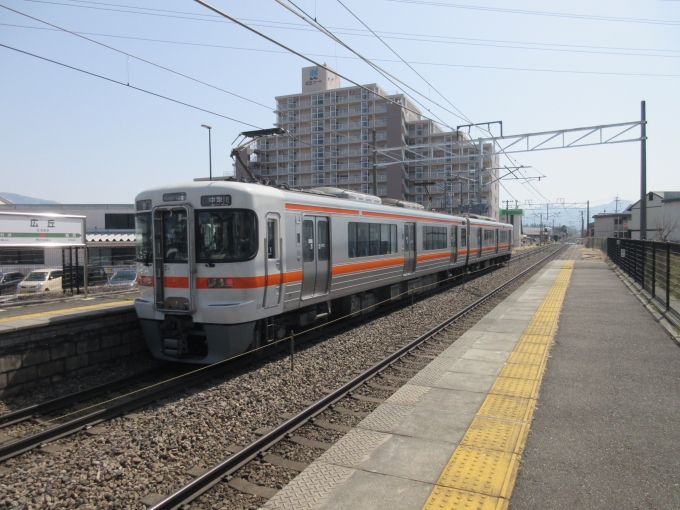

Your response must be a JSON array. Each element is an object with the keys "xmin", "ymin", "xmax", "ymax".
[
  {"xmin": 522, "ymin": 198, "xmax": 634, "ymax": 227},
  {"xmin": 0, "ymin": 192, "xmax": 59, "ymax": 205}
]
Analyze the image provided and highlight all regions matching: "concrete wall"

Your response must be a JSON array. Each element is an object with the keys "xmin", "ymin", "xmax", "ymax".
[{"xmin": 0, "ymin": 307, "xmax": 149, "ymax": 396}]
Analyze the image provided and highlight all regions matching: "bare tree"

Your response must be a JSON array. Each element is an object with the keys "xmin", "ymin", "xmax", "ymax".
[{"xmin": 653, "ymin": 210, "xmax": 680, "ymax": 242}]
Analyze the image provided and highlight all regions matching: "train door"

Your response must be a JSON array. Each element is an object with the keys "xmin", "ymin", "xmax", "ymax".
[
  {"xmin": 461, "ymin": 222, "xmax": 469, "ymax": 265},
  {"xmin": 263, "ymin": 213, "xmax": 282, "ymax": 308},
  {"xmin": 477, "ymin": 228, "xmax": 483, "ymax": 258},
  {"xmin": 153, "ymin": 205, "xmax": 194, "ymax": 312},
  {"xmin": 403, "ymin": 222, "xmax": 416, "ymax": 275},
  {"xmin": 301, "ymin": 216, "xmax": 330, "ymax": 299},
  {"xmin": 495, "ymin": 229, "xmax": 499, "ymax": 254},
  {"xmin": 450, "ymin": 225, "xmax": 458, "ymax": 264}
]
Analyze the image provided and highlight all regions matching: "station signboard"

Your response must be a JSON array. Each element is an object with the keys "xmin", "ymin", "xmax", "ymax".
[{"xmin": 0, "ymin": 212, "xmax": 86, "ymax": 247}]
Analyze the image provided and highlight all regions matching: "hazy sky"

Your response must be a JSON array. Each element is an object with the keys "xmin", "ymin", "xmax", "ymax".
[{"xmin": 1, "ymin": 0, "xmax": 678, "ymax": 228}]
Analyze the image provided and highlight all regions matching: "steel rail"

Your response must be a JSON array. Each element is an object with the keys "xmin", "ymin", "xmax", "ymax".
[
  {"xmin": 0, "ymin": 366, "xmax": 174, "ymax": 429},
  {"xmin": 150, "ymin": 245, "xmax": 565, "ymax": 510},
  {"xmin": 0, "ymin": 356, "xmax": 252, "ymax": 462}
]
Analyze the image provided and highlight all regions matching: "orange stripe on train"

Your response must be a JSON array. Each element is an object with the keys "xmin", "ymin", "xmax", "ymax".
[
  {"xmin": 164, "ymin": 276, "xmax": 189, "ymax": 288},
  {"xmin": 332, "ymin": 256, "xmax": 405, "ymax": 275},
  {"xmin": 285, "ymin": 203, "xmax": 360, "ymax": 215},
  {"xmin": 196, "ymin": 271, "xmax": 303, "ymax": 289}
]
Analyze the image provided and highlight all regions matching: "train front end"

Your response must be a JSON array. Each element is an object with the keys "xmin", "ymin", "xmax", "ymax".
[{"xmin": 133, "ymin": 182, "xmax": 277, "ymax": 363}]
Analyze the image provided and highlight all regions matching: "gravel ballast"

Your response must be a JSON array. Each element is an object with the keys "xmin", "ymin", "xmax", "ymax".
[{"xmin": 0, "ymin": 249, "xmax": 558, "ymax": 509}]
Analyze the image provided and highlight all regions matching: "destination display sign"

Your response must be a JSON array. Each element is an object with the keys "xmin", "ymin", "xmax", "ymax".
[{"xmin": 0, "ymin": 212, "xmax": 86, "ymax": 247}]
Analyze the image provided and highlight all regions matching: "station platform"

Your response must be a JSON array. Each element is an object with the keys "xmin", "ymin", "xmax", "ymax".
[
  {"xmin": 0, "ymin": 293, "xmax": 134, "ymax": 333},
  {"xmin": 262, "ymin": 251, "xmax": 680, "ymax": 509}
]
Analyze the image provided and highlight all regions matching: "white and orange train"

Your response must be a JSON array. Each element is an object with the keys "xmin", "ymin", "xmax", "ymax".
[{"xmin": 133, "ymin": 181, "xmax": 513, "ymax": 363}]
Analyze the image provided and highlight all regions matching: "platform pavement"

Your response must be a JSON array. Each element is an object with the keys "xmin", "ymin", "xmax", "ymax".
[
  {"xmin": 261, "ymin": 258, "xmax": 574, "ymax": 510},
  {"xmin": 510, "ymin": 259, "xmax": 680, "ymax": 509},
  {"xmin": 0, "ymin": 293, "xmax": 134, "ymax": 333},
  {"xmin": 260, "ymin": 252, "xmax": 680, "ymax": 510}
]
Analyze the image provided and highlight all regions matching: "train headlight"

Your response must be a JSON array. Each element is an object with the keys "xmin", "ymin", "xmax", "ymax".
[
  {"xmin": 137, "ymin": 275, "xmax": 154, "ymax": 286},
  {"xmin": 207, "ymin": 278, "xmax": 233, "ymax": 288}
]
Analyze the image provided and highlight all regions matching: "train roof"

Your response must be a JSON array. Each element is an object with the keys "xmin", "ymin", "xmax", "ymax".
[{"xmin": 136, "ymin": 179, "xmax": 510, "ymax": 227}]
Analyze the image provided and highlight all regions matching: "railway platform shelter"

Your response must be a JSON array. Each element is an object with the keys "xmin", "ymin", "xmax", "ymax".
[{"xmin": 262, "ymin": 246, "xmax": 680, "ymax": 510}]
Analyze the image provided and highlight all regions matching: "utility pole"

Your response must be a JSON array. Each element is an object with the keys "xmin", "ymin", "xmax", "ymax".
[
  {"xmin": 640, "ymin": 100, "xmax": 647, "ymax": 240},
  {"xmin": 372, "ymin": 129, "xmax": 377, "ymax": 196},
  {"xmin": 539, "ymin": 213, "xmax": 543, "ymax": 244},
  {"xmin": 615, "ymin": 195, "xmax": 620, "ymax": 213},
  {"xmin": 552, "ymin": 218, "xmax": 555, "ymax": 242},
  {"xmin": 505, "ymin": 200, "xmax": 510, "ymax": 224},
  {"xmin": 586, "ymin": 200, "xmax": 590, "ymax": 238},
  {"xmin": 580, "ymin": 211, "xmax": 585, "ymax": 240}
]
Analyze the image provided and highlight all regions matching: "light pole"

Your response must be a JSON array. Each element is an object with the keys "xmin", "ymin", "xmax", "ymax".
[{"xmin": 201, "ymin": 124, "xmax": 212, "ymax": 180}]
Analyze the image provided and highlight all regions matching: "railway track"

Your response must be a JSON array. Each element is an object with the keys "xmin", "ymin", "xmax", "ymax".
[
  {"xmin": 149, "ymin": 245, "xmax": 566, "ymax": 509},
  {"xmin": 0, "ymin": 246, "xmax": 559, "ymax": 491}
]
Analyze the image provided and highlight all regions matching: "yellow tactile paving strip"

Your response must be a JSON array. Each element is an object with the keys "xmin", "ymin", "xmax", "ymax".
[
  {"xmin": 0, "ymin": 300, "xmax": 133, "ymax": 324},
  {"xmin": 422, "ymin": 261, "xmax": 574, "ymax": 510}
]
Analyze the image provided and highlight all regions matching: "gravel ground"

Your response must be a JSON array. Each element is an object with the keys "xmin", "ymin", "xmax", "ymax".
[{"xmin": 0, "ymin": 248, "xmax": 558, "ymax": 509}]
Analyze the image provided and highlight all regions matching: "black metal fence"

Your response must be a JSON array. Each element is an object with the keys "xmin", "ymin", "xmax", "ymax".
[{"xmin": 607, "ymin": 238, "xmax": 680, "ymax": 319}]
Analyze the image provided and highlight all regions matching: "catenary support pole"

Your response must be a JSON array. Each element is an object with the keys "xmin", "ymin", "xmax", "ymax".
[{"xmin": 640, "ymin": 101, "xmax": 647, "ymax": 240}]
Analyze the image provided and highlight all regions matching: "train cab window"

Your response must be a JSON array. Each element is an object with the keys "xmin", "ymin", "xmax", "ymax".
[
  {"xmin": 461, "ymin": 227, "xmax": 467, "ymax": 247},
  {"xmin": 163, "ymin": 210, "xmax": 189, "ymax": 263},
  {"xmin": 318, "ymin": 220, "xmax": 329, "ymax": 261},
  {"xmin": 134, "ymin": 213, "xmax": 152, "ymax": 263},
  {"xmin": 267, "ymin": 220, "xmax": 277, "ymax": 259},
  {"xmin": 302, "ymin": 220, "xmax": 315, "ymax": 262},
  {"xmin": 195, "ymin": 210, "xmax": 258, "ymax": 263}
]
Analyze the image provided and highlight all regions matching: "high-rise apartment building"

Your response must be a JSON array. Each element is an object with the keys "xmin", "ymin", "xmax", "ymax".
[{"xmin": 237, "ymin": 66, "xmax": 500, "ymax": 219}]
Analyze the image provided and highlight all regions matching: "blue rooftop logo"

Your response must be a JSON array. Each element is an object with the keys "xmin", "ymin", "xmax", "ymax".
[{"xmin": 310, "ymin": 67, "xmax": 319, "ymax": 78}]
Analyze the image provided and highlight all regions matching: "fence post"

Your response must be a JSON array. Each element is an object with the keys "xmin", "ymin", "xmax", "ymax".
[
  {"xmin": 641, "ymin": 241, "xmax": 646, "ymax": 290},
  {"xmin": 651, "ymin": 242, "xmax": 656, "ymax": 298},
  {"xmin": 666, "ymin": 244, "xmax": 671, "ymax": 311}
]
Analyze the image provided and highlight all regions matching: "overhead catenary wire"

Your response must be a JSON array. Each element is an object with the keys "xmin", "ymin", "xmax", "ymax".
[
  {"xmin": 12, "ymin": 0, "xmax": 568, "ymax": 200},
  {"xmin": 0, "ymin": 42, "xmax": 264, "ymax": 129},
  {"xmin": 386, "ymin": 0, "xmax": 680, "ymax": 27},
  {"xmin": 0, "ymin": 5, "xmax": 406, "ymax": 169},
  {"xmin": 24, "ymin": 0, "xmax": 680, "ymax": 57},
  {"xmin": 274, "ymin": 0, "xmax": 465, "ymax": 129},
  {"xmin": 191, "ymin": 0, "xmax": 457, "ymax": 135},
  {"xmin": 6, "ymin": 23, "xmax": 680, "ymax": 78},
  {"xmin": 335, "ymin": 0, "xmax": 472, "ymax": 124}
]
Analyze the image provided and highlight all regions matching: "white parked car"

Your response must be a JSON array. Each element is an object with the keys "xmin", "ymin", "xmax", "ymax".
[{"xmin": 17, "ymin": 269, "xmax": 63, "ymax": 295}]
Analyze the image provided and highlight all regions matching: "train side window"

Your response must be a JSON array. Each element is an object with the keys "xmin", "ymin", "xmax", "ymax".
[
  {"xmin": 380, "ymin": 224, "xmax": 397, "ymax": 255},
  {"xmin": 267, "ymin": 219, "xmax": 276, "ymax": 259},
  {"xmin": 348, "ymin": 222, "xmax": 357, "ymax": 258},
  {"xmin": 348, "ymin": 222, "xmax": 397, "ymax": 257},
  {"xmin": 357, "ymin": 223, "xmax": 369, "ymax": 257},
  {"xmin": 302, "ymin": 220, "xmax": 314, "ymax": 262},
  {"xmin": 369, "ymin": 224, "xmax": 380, "ymax": 256},
  {"xmin": 461, "ymin": 227, "xmax": 467, "ymax": 247},
  {"xmin": 423, "ymin": 226, "xmax": 447, "ymax": 250}
]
